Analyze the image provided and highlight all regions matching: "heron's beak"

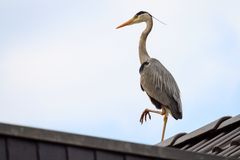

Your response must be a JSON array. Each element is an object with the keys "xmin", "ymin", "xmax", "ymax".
[{"xmin": 116, "ymin": 17, "xmax": 135, "ymax": 29}]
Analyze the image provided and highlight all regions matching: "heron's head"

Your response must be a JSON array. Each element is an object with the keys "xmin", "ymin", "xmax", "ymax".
[{"xmin": 116, "ymin": 11, "xmax": 152, "ymax": 29}]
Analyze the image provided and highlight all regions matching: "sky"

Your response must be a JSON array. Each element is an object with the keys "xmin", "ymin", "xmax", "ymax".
[{"xmin": 0, "ymin": 0, "xmax": 240, "ymax": 145}]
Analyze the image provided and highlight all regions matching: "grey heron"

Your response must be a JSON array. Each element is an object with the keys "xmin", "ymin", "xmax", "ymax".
[{"xmin": 116, "ymin": 11, "xmax": 182, "ymax": 141}]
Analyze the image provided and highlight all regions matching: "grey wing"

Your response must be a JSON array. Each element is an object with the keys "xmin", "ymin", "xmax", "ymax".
[{"xmin": 140, "ymin": 58, "xmax": 182, "ymax": 119}]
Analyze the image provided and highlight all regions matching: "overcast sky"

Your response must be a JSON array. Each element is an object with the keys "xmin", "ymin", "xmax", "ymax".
[{"xmin": 0, "ymin": 0, "xmax": 239, "ymax": 144}]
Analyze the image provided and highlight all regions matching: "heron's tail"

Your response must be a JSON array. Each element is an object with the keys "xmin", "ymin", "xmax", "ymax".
[{"xmin": 170, "ymin": 99, "xmax": 182, "ymax": 120}]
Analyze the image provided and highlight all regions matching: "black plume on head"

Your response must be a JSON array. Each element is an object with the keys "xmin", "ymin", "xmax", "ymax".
[{"xmin": 135, "ymin": 11, "xmax": 151, "ymax": 17}]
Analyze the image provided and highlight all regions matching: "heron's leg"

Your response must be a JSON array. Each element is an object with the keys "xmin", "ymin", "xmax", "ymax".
[
  {"xmin": 161, "ymin": 112, "xmax": 168, "ymax": 141},
  {"xmin": 140, "ymin": 108, "xmax": 166, "ymax": 124}
]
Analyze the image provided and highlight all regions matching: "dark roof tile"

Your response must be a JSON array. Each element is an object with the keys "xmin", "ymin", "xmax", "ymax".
[
  {"xmin": 230, "ymin": 146, "xmax": 240, "ymax": 158},
  {"xmin": 158, "ymin": 114, "xmax": 240, "ymax": 159},
  {"xmin": 158, "ymin": 133, "xmax": 186, "ymax": 147},
  {"xmin": 172, "ymin": 116, "xmax": 231, "ymax": 146},
  {"xmin": 217, "ymin": 114, "xmax": 240, "ymax": 130}
]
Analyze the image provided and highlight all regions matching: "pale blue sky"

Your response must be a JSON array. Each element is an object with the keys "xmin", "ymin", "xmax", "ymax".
[{"xmin": 0, "ymin": 1, "xmax": 239, "ymax": 144}]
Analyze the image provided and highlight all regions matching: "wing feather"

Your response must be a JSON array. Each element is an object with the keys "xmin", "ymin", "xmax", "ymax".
[{"xmin": 140, "ymin": 58, "xmax": 182, "ymax": 119}]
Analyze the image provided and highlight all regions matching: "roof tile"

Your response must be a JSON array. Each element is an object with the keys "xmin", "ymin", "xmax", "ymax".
[
  {"xmin": 158, "ymin": 133, "xmax": 186, "ymax": 147},
  {"xmin": 158, "ymin": 114, "xmax": 240, "ymax": 159},
  {"xmin": 171, "ymin": 116, "xmax": 231, "ymax": 146}
]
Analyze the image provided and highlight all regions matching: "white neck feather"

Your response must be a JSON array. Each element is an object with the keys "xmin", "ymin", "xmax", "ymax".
[{"xmin": 139, "ymin": 18, "xmax": 153, "ymax": 64}]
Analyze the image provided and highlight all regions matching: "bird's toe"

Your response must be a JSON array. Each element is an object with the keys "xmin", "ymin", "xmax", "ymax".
[{"xmin": 139, "ymin": 109, "xmax": 151, "ymax": 124}]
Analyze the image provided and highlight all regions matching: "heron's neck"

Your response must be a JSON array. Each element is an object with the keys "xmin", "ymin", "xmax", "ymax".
[{"xmin": 139, "ymin": 19, "xmax": 152, "ymax": 64}]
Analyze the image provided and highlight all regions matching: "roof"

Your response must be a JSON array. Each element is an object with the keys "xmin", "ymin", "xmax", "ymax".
[
  {"xmin": 158, "ymin": 114, "xmax": 240, "ymax": 159},
  {"xmin": 0, "ymin": 122, "xmax": 232, "ymax": 160}
]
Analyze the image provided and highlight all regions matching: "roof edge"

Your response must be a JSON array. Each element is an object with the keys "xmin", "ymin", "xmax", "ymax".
[{"xmin": 0, "ymin": 122, "xmax": 231, "ymax": 160}]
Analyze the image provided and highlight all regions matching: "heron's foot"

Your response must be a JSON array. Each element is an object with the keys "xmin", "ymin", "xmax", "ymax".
[
  {"xmin": 140, "ymin": 109, "xmax": 152, "ymax": 124},
  {"xmin": 139, "ymin": 108, "xmax": 166, "ymax": 124}
]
